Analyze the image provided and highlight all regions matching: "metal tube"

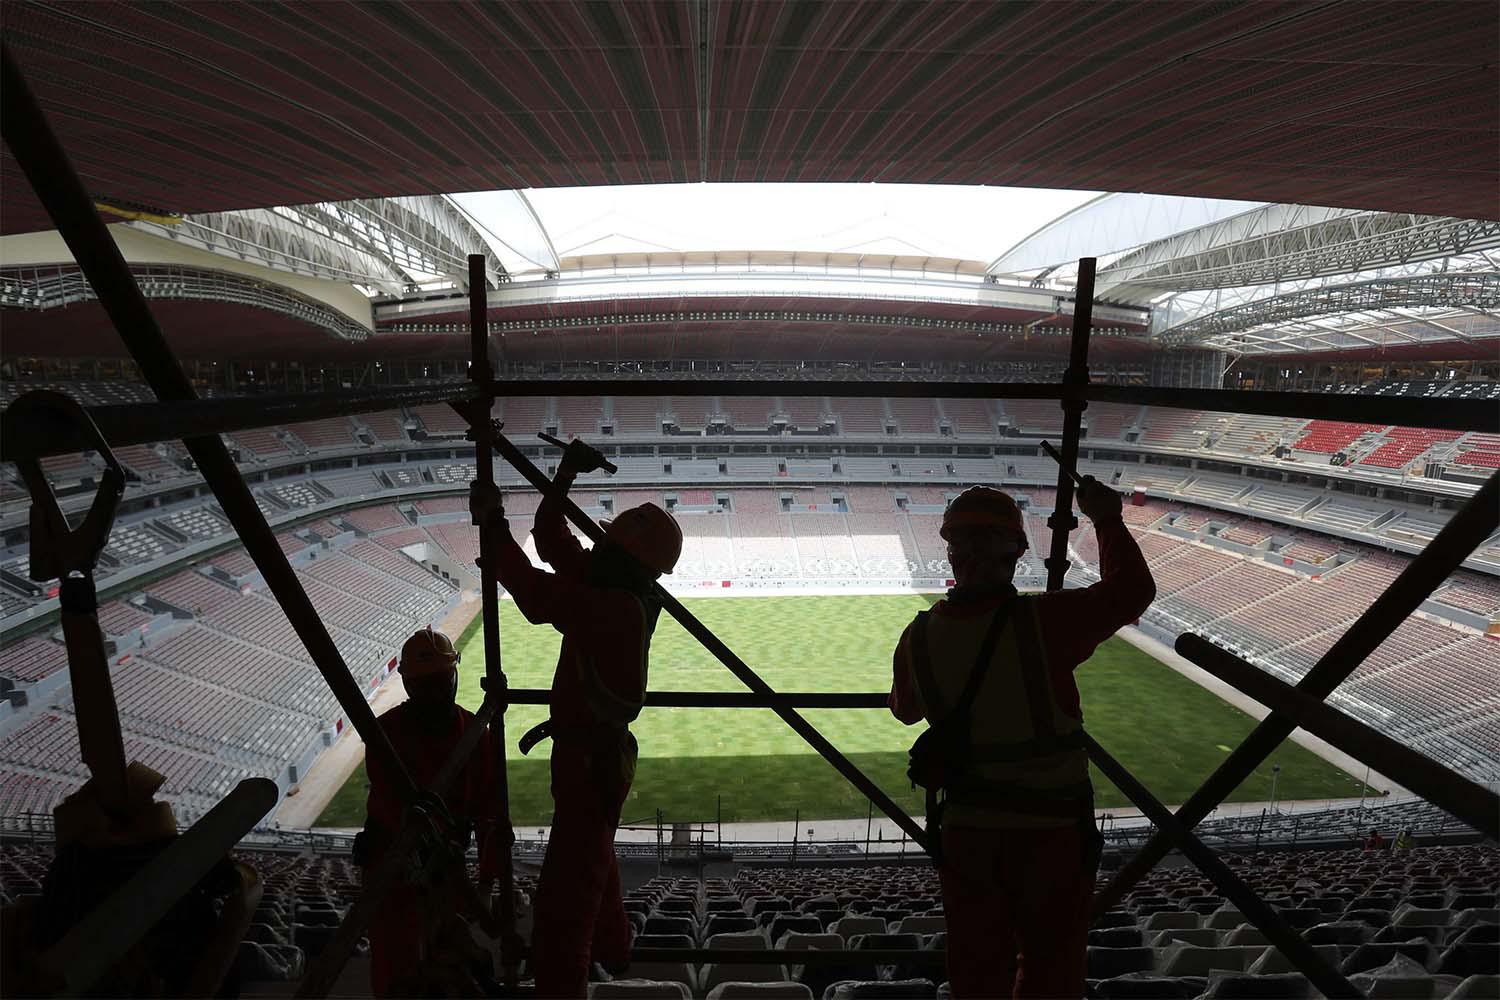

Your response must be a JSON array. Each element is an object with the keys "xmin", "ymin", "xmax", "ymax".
[
  {"xmin": 466, "ymin": 253, "xmax": 518, "ymax": 989},
  {"xmin": 40, "ymin": 777, "xmax": 279, "ymax": 995},
  {"xmin": 1095, "ymin": 468, "xmax": 1500, "ymax": 915},
  {"xmin": 1045, "ymin": 257, "xmax": 1095, "ymax": 591},
  {"xmin": 0, "ymin": 41, "xmax": 419, "ymax": 803},
  {"xmin": 473, "ymin": 378, "xmax": 1487, "ymax": 432},
  {"xmin": 296, "ymin": 694, "xmax": 503, "ymax": 998},
  {"xmin": 502, "ymin": 689, "xmax": 891, "ymax": 708},
  {"xmin": 486, "ymin": 430, "xmax": 932, "ymax": 851},
  {"xmin": 1084, "ymin": 735, "xmax": 1361, "ymax": 999},
  {"xmin": 0, "ymin": 382, "xmax": 480, "ymax": 461},
  {"xmin": 6, "ymin": 377, "xmax": 1491, "ymax": 462},
  {"xmin": 1176, "ymin": 633, "xmax": 1500, "ymax": 840},
  {"xmin": 631, "ymin": 948, "xmax": 945, "ymax": 965}
]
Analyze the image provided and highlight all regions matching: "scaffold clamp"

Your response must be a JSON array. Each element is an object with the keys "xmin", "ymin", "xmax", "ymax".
[{"xmin": 10, "ymin": 390, "xmax": 125, "ymax": 586}]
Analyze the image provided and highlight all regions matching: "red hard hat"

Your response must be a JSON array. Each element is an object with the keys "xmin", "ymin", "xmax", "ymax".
[
  {"xmin": 602, "ymin": 502, "xmax": 683, "ymax": 575},
  {"xmin": 941, "ymin": 486, "xmax": 1028, "ymax": 552},
  {"xmin": 399, "ymin": 627, "xmax": 460, "ymax": 679}
]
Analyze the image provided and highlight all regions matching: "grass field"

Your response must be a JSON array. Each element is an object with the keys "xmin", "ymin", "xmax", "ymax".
[{"xmin": 316, "ymin": 594, "xmax": 1371, "ymax": 827}]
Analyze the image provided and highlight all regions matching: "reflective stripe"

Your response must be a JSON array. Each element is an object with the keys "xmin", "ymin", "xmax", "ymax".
[{"xmin": 916, "ymin": 596, "xmax": 1091, "ymax": 823}]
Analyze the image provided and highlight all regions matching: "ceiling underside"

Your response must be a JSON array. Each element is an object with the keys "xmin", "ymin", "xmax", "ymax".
[{"xmin": 2, "ymin": 1, "xmax": 1496, "ymax": 237}]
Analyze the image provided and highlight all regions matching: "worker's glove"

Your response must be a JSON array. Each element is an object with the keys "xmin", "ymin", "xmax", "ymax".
[
  {"xmin": 559, "ymin": 438, "xmax": 610, "ymax": 475},
  {"xmin": 1076, "ymin": 476, "xmax": 1123, "ymax": 523},
  {"xmin": 468, "ymin": 480, "xmax": 505, "ymax": 529}
]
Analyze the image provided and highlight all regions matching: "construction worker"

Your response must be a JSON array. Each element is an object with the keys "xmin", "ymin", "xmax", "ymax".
[
  {"xmin": 357, "ymin": 627, "xmax": 503, "ymax": 998},
  {"xmin": 489, "ymin": 440, "xmax": 682, "ymax": 999},
  {"xmin": 889, "ymin": 480, "xmax": 1155, "ymax": 999}
]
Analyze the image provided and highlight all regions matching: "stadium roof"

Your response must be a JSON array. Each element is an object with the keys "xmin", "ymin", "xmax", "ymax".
[{"xmin": 2, "ymin": 1, "xmax": 1496, "ymax": 237}]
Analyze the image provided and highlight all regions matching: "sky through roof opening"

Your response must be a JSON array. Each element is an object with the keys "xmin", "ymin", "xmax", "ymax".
[{"xmin": 455, "ymin": 183, "xmax": 1098, "ymax": 271}]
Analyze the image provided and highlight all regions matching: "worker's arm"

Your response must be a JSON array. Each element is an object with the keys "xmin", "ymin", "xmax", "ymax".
[
  {"xmin": 534, "ymin": 439, "xmax": 614, "ymax": 573},
  {"xmin": 491, "ymin": 512, "xmax": 590, "ymax": 630},
  {"xmin": 887, "ymin": 621, "xmax": 925, "ymax": 725},
  {"xmin": 1036, "ymin": 479, "xmax": 1156, "ymax": 672},
  {"xmin": 533, "ymin": 466, "xmax": 587, "ymax": 575}
]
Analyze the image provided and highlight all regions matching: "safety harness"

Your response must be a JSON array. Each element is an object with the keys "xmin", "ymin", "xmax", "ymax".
[
  {"xmin": 907, "ymin": 596, "xmax": 1094, "ymax": 862},
  {"xmin": 518, "ymin": 591, "xmax": 651, "ymax": 772}
]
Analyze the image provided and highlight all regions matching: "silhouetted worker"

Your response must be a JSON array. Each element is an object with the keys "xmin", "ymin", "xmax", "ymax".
[
  {"xmin": 491, "ymin": 440, "xmax": 683, "ymax": 999},
  {"xmin": 357, "ymin": 627, "xmax": 503, "ymax": 998},
  {"xmin": 1364, "ymin": 828, "xmax": 1387, "ymax": 852},
  {"xmin": 889, "ymin": 480, "xmax": 1155, "ymax": 999},
  {"xmin": 1395, "ymin": 828, "xmax": 1416, "ymax": 850}
]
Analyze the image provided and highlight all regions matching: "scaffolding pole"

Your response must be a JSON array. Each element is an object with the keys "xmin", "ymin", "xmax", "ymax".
[
  {"xmin": 1044, "ymin": 256, "xmax": 1095, "ymax": 590},
  {"xmin": 0, "ymin": 41, "xmax": 421, "ymax": 805},
  {"xmin": 1175, "ymin": 634, "xmax": 1500, "ymax": 840},
  {"xmin": 466, "ymin": 253, "xmax": 519, "ymax": 988},
  {"xmin": 464, "ymin": 422, "xmax": 932, "ymax": 852},
  {"xmin": 1094, "ymin": 468, "xmax": 1500, "ymax": 916},
  {"xmin": 8, "ymin": 379, "xmax": 1490, "ymax": 462},
  {"xmin": 1083, "ymin": 735, "xmax": 1360, "ymax": 999}
]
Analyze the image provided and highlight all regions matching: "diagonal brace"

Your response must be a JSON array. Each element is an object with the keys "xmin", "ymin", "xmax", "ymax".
[
  {"xmin": 1176, "ymin": 634, "xmax": 1499, "ymax": 840},
  {"xmin": 465, "ymin": 414, "xmax": 931, "ymax": 851},
  {"xmin": 1095, "ymin": 469, "xmax": 1499, "ymax": 916},
  {"xmin": 1085, "ymin": 736, "xmax": 1361, "ymax": 999}
]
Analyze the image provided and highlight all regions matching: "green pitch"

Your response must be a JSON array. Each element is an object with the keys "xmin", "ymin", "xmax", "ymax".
[{"xmin": 316, "ymin": 594, "xmax": 1372, "ymax": 827}]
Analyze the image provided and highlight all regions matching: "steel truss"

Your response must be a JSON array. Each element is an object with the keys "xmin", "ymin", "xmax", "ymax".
[
  {"xmin": 1162, "ymin": 271, "xmax": 1500, "ymax": 348},
  {"xmin": 1099, "ymin": 206, "xmax": 1500, "ymax": 302},
  {"xmin": 0, "ymin": 262, "xmax": 371, "ymax": 341},
  {"xmin": 126, "ymin": 195, "xmax": 507, "ymax": 297},
  {"xmin": 4, "ymin": 39, "xmax": 1498, "ymax": 999}
]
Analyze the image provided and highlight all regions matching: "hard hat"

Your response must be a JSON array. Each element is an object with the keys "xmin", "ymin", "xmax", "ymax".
[
  {"xmin": 601, "ymin": 502, "xmax": 683, "ymax": 575},
  {"xmin": 399, "ymin": 627, "xmax": 460, "ymax": 679},
  {"xmin": 940, "ymin": 486, "xmax": 1028, "ymax": 552}
]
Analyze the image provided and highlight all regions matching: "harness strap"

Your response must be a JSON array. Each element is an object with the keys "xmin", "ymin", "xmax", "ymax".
[
  {"xmin": 911, "ymin": 601, "xmax": 1012, "ymax": 721},
  {"xmin": 1012, "ymin": 598, "xmax": 1056, "ymax": 739}
]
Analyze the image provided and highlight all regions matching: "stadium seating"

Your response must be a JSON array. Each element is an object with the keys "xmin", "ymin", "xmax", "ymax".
[
  {"xmin": 286, "ymin": 418, "xmax": 359, "ymax": 452},
  {"xmin": 831, "ymin": 399, "xmax": 885, "ymax": 435},
  {"xmin": 1292, "ymin": 421, "xmax": 1388, "ymax": 455},
  {"xmin": 1454, "ymin": 432, "xmax": 1500, "ymax": 470},
  {"xmin": 1358, "ymin": 428, "xmax": 1462, "ymax": 470}
]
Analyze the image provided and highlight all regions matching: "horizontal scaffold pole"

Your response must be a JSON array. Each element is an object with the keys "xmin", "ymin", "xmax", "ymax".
[
  {"xmin": 469, "ymin": 416, "xmax": 932, "ymax": 852},
  {"xmin": 4, "ymin": 378, "xmax": 1491, "ymax": 460},
  {"xmin": 505, "ymin": 689, "xmax": 890, "ymax": 708},
  {"xmin": 1176, "ymin": 634, "xmax": 1500, "ymax": 840},
  {"xmin": 1, "ymin": 382, "xmax": 481, "ymax": 461}
]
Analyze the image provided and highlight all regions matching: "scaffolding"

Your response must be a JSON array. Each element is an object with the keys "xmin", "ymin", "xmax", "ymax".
[{"xmin": 2, "ymin": 39, "xmax": 1497, "ymax": 999}]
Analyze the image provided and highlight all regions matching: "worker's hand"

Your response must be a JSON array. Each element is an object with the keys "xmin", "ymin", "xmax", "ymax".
[
  {"xmin": 1076, "ymin": 476, "xmax": 1123, "ymax": 522},
  {"xmin": 558, "ymin": 438, "xmax": 609, "ymax": 475}
]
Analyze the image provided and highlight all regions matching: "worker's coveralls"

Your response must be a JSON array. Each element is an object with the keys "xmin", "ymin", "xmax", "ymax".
[
  {"xmin": 890, "ymin": 514, "xmax": 1154, "ymax": 999},
  {"xmin": 494, "ymin": 493, "xmax": 650, "ymax": 999},
  {"xmin": 362, "ymin": 701, "xmax": 502, "ymax": 998}
]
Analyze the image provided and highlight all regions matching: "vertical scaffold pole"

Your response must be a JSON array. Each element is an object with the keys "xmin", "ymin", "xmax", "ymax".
[
  {"xmin": 467, "ymin": 255, "xmax": 519, "ymax": 988},
  {"xmin": 1045, "ymin": 258, "xmax": 1096, "ymax": 592},
  {"xmin": 0, "ymin": 41, "xmax": 418, "ymax": 802}
]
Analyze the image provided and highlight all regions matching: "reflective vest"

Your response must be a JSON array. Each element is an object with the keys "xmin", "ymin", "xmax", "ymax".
[{"xmin": 911, "ymin": 597, "xmax": 1092, "ymax": 828}]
